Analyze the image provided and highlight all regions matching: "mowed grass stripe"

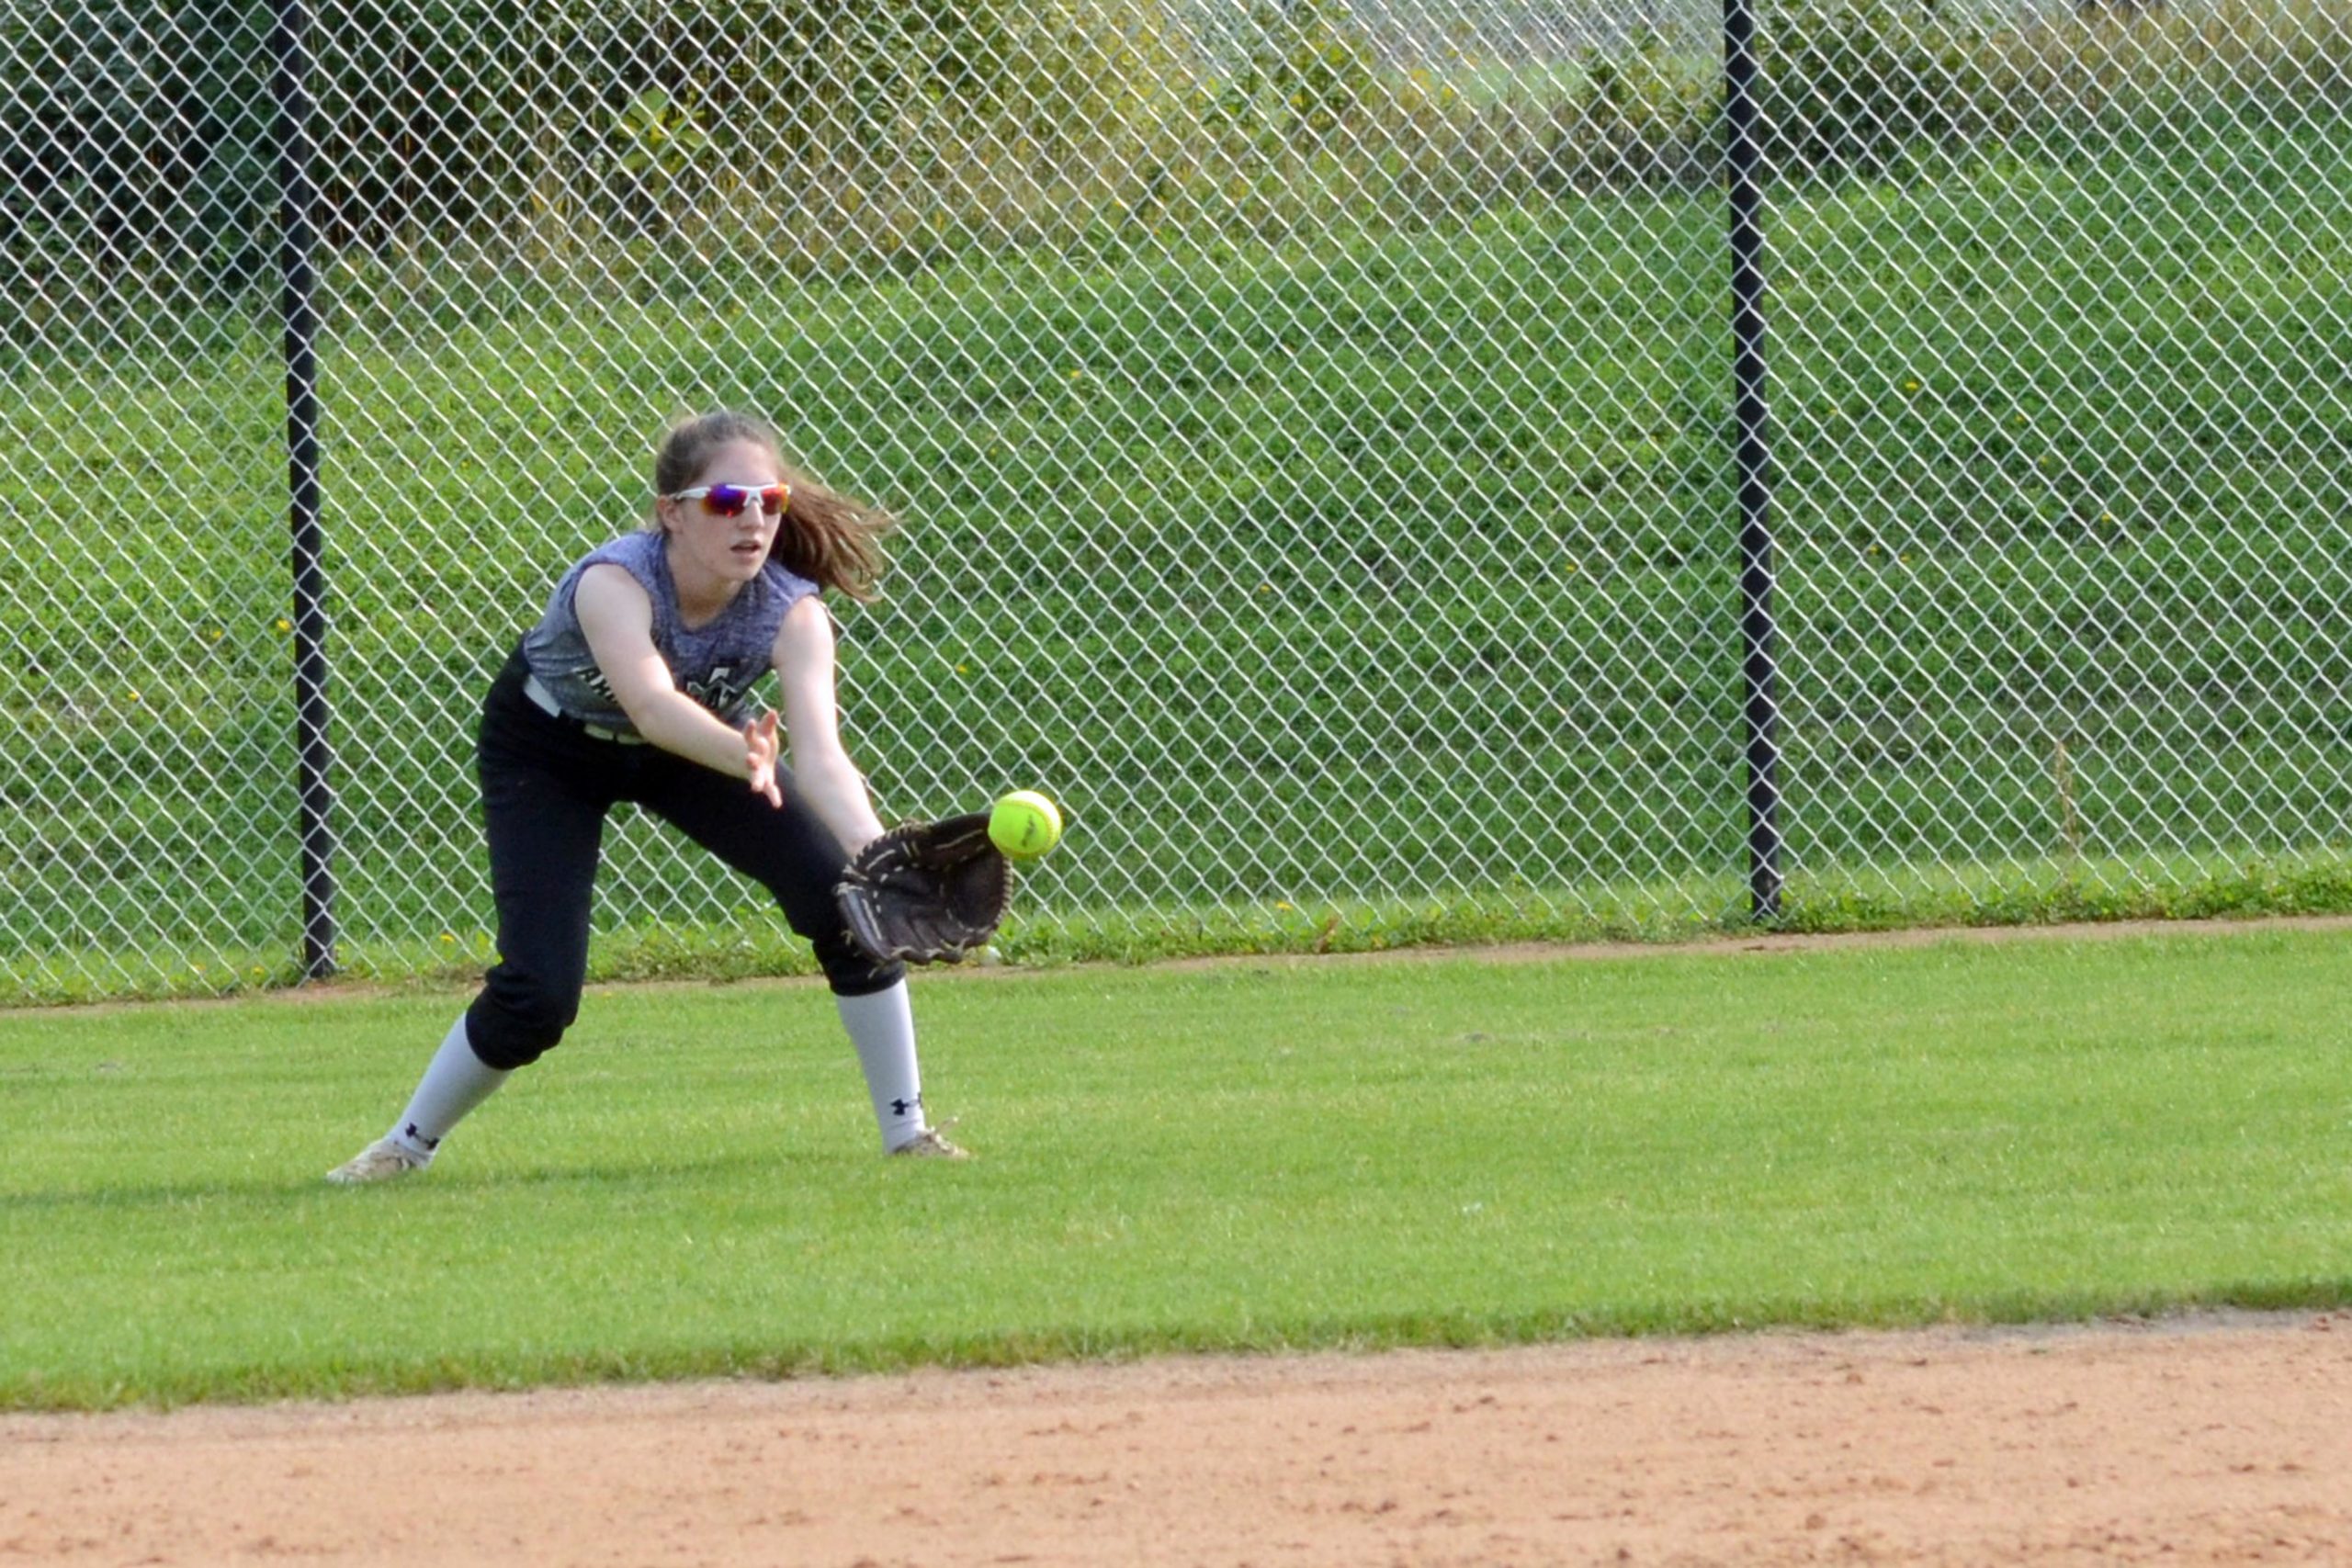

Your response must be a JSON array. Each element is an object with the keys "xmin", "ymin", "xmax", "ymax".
[{"xmin": 3, "ymin": 922, "xmax": 2348, "ymax": 1409}]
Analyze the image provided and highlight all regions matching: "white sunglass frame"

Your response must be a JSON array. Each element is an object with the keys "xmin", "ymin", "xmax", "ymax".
[{"xmin": 662, "ymin": 481, "xmax": 791, "ymax": 517}]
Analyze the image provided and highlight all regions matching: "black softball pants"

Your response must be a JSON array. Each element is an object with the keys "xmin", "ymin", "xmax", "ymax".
[{"xmin": 462, "ymin": 649, "xmax": 904, "ymax": 1071}]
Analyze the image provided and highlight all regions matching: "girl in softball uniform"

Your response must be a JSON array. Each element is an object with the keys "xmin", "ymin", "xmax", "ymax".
[{"xmin": 327, "ymin": 411, "xmax": 966, "ymax": 1182}]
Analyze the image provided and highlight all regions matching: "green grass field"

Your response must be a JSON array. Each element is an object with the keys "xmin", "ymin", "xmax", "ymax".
[{"xmin": 5, "ymin": 921, "xmax": 2347, "ymax": 1412}]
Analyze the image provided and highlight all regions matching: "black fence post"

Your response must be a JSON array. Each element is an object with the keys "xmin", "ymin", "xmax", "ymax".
[
  {"xmin": 269, "ymin": 0, "xmax": 340, "ymax": 978},
  {"xmin": 1725, "ymin": 0, "xmax": 1785, "ymax": 921}
]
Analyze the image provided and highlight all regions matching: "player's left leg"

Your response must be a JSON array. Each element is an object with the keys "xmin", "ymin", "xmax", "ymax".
[
  {"xmin": 635, "ymin": 756, "xmax": 964, "ymax": 1157},
  {"xmin": 325, "ymin": 1014, "xmax": 509, "ymax": 1185}
]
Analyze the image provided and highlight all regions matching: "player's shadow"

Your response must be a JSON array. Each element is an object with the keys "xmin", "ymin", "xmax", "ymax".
[{"xmin": 0, "ymin": 1146, "xmax": 847, "ymax": 1211}]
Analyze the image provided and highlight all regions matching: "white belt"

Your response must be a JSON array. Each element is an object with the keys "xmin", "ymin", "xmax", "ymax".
[{"xmin": 524, "ymin": 671, "xmax": 645, "ymax": 745}]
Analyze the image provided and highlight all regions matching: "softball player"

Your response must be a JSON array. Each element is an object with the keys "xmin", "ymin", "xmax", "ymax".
[{"xmin": 327, "ymin": 411, "xmax": 967, "ymax": 1182}]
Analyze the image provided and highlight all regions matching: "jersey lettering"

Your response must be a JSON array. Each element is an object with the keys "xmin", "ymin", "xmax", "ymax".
[{"xmin": 680, "ymin": 662, "xmax": 752, "ymax": 715}]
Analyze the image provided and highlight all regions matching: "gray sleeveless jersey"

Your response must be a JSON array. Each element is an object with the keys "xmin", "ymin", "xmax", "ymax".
[{"xmin": 519, "ymin": 530, "xmax": 820, "ymax": 734}]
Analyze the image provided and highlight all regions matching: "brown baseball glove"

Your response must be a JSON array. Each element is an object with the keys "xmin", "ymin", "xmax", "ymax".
[{"xmin": 834, "ymin": 813, "xmax": 1012, "ymax": 964}]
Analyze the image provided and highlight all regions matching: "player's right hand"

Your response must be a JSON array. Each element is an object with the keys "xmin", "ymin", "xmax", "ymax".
[{"xmin": 743, "ymin": 711, "xmax": 783, "ymax": 808}]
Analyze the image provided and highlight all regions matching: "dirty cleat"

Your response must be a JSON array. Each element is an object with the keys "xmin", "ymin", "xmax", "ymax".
[
  {"xmin": 888, "ymin": 1123, "xmax": 970, "ymax": 1160},
  {"xmin": 325, "ymin": 1136, "xmax": 430, "ymax": 1185}
]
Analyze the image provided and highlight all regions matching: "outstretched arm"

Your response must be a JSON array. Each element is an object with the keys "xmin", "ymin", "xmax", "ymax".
[
  {"xmin": 772, "ymin": 595, "xmax": 888, "ymax": 854},
  {"xmin": 574, "ymin": 564, "xmax": 784, "ymax": 804}
]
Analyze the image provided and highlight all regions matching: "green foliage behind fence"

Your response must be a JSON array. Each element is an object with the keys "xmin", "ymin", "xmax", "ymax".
[
  {"xmin": 4, "ymin": 107, "xmax": 2347, "ymax": 998},
  {"xmin": 0, "ymin": 0, "xmax": 2346, "ymax": 998},
  {"xmin": 17, "ymin": 0, "xmax": 2350, "ymax": 320}
]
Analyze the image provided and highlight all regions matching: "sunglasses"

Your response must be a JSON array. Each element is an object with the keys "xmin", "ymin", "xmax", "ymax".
[{"xmin": 664, "ymin": 481, "xmax": 790, "ymax": 518}]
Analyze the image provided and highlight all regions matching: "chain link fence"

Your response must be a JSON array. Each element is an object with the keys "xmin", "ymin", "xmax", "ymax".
[{"xmin": 3, "ymin": 0, "xmax": 2347, "ymax": 1000}]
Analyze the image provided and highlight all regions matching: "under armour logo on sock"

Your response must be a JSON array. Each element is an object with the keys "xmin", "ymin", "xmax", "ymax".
[
  {"xmin": 889, "ymin": 1095, "xmax": 923, "ymax": 1117},
  {"xmin": 404, "ymin": 1122, "xmax": 442, "ymax": 1150}
]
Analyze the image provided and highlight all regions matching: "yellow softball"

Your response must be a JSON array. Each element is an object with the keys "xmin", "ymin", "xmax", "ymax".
[{"xmin": 988, "ymin": 790, "xmax": 1063, "ymax": 859}]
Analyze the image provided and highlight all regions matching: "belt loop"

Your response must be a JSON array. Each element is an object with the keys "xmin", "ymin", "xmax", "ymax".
[{"xmin": 523, "ymin": 671, "xmax": 561, "ymax": 717}]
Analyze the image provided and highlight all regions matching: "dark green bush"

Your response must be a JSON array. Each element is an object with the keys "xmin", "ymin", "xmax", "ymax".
[
  {"xmin": 0, "ymin": 0, "xmax": 274, "ymax": 336},
  {"xmin": 1759, "ymin": 1, "xmax": 2001, "ymax": 176}
]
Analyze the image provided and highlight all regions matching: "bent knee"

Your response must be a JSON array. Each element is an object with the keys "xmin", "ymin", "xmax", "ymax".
[
  {"xmin": 812, "ymin": 929, "xmax": 905, "ymax": 998},
  {"xmin": 465, "ymin": 986, "xmax": 579, "ymax": 1070}
]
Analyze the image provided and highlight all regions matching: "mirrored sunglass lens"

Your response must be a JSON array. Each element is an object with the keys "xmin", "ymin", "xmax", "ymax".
[{"xmin": 694, "ymin": 485, "xmax": 785, "ymax": 516}]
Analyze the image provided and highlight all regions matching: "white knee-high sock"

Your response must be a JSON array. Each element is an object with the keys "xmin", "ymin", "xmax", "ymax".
[
  {"xmin": 834, "ymin": 980, "xmax": 929, "ymax": 1152},
  {"xmin": 387, "ymin": 1014, "xmax": 510, "ymax": 1160}
]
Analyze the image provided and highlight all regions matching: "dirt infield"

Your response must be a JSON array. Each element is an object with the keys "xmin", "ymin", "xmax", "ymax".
[{"xmin": 6, "ymin": 1312, "xmax": 2348, "ymax": 1565}]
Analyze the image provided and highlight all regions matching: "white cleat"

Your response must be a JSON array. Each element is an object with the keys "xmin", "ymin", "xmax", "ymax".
[
  {"xmin": 325, "ymin": 1136, "xmax": 431, "ymax": 1185},
  {"xmin": 888, "ymin": 1124, "xmax": 971, "ymax": 1160}
]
